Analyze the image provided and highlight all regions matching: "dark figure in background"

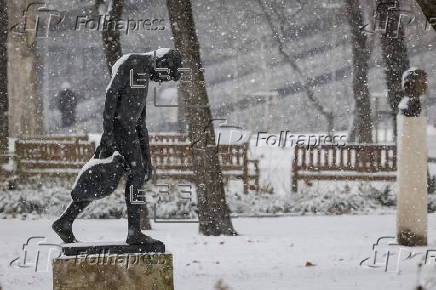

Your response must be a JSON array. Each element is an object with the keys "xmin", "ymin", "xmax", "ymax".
[
  {"xmin": 53, "ymin": 49, "xmax": 182, "ymax": 246},
  {"xmin": 57, "ymin": 82, "xmax": 78, "ymax": 131}
]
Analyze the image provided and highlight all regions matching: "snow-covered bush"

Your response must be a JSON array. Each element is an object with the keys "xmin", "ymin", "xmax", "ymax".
[
  {"xmin": 288, "ymin": 183, "xmax": 396, "ymax": 215},
  {"xmin": 367, "ymin": 185, "xmax": 395, "ymax": 207},
  {"xmin": 428, "ymin": 175, "xmax": 436, "ymax": 195},
  {"xmin": 6, "ymin": 181, "xmax": 436, "ymax": 219}
]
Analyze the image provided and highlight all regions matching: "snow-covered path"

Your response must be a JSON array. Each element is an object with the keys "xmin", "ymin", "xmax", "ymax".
[{"xmin": 2, "ymin": 214, "xmax": 436, "ymax": 290}]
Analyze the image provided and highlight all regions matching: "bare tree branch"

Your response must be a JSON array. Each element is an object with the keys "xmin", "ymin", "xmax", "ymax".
[
  {"xmin": 345, "ymin": 0, "xmax": 373, "ymax": 144},
  {"xmin": 377, "ymin": 0, "xmax": 410, "ymax": 142},
  {"xmin": 256, "ymin": 0, "xmax": 334, "ymax": 134},
  {"xmin": 97, "ymin": 0, "xmax": 124, "ymax": 74}
]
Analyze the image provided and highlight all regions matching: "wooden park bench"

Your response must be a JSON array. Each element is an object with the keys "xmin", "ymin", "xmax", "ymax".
[
  {"xmin": 149, "ymin": 134, "xmax": 189, "ymax": 144},
  {"xmin": 149, "ymin": 141, "xmax": 260, "ymax": 194},
  {"xmin": 13, "ymin": 134, "xmax": 260, "ymax": 193},
  {"xmin": 291, "ymin": 145, "xmax": 397, "ymax": 192},
  {"xmin": 13, "ymin": 134, "xmax": 180, "ymax": 178},
  {"xmin": 15, "ymin": 135, "xmax": 96, "ymax": 178}
]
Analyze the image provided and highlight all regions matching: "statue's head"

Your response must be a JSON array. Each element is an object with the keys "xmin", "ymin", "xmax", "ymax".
[
  {"xmin": 402, "ymin": 68, "xmax": 427, "ymax": 97},
  {"xmin": 150, "ymin": 48, "xmax": 182, "ymax": 82}
]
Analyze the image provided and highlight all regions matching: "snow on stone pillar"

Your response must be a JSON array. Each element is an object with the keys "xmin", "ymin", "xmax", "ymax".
[{"xmin": 396, "ymin": 68, "xmax": 428, "ymax": 246}]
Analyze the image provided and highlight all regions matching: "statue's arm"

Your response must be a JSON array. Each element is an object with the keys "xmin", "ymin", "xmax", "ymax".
[
  {"xmin": 98, "ymin": 60, "xmax": 127, "ymax": 156},
  {"xmin": 137, "ymin": 108, "xmax": 153, "ymax": 180}
]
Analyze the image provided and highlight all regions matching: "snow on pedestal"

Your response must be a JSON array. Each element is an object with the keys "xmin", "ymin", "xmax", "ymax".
[{"xmin": 396, "ymin": 115, "xmax": 428, "ymax": 246}]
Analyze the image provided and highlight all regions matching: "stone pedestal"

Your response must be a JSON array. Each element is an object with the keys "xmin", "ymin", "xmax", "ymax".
[
  {"xmin": 52, "ymin": 244, "xmax": 174, "ymax": 290},
  {"xmin": 396, "ymin": 116, "xmax": 428, "ymax": 246}
]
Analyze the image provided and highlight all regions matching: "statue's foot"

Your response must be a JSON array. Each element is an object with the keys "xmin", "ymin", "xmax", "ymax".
[
  {"xmin": 52, "ymin": 219, "xmax": 78, "ymax": 243},
  {"xmin": 126, "ymin": 232, "xmax": 165, "ymax": 252}
]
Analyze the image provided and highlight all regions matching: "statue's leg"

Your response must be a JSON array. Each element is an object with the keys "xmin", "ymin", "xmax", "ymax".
[
  {"xmin": 52, "ymin": 200, "xmax": 91, "ymax": 243},
  {"xmin": 122, "ymin": 142, "xmax": 164, "ymax": 251},
  {"xmin": 125, "ymin": 167, "xmax": 145, "ymax": 237}
]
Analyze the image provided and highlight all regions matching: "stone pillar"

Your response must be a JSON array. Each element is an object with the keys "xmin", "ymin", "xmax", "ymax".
[
  {"xmin": 396, "ymin": 113, "xmax": 428, "ymax": 246},
  {"xmin": 53, "ymin": 252, "xmax": 174, "ymax": 290},
  {"xmin": 7, "ymin": 0, "xmax": 42, "ymax": 137}
]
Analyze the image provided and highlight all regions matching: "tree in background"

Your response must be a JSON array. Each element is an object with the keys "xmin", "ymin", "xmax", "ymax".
[
  {"xmin": 0, "ymin": 0, "xmax": 8, "ymax": 165},
  {"xmin": 96, "ymin": 0, "xmax": 124, "ymax": 74},
  {"xmin": 345, "ymin": 0, "xmax": 373, "ymax": 144},
  {"xmin": 166, "ymin": 0, "xmax": 237, "ymax": 236},
  {"xmin": 413, "ymin": 0, "xmax": 436, "ymax": 193},
  {"xmin": 376, "ymin": 0, "xmax": 410, "ymax": 143}
]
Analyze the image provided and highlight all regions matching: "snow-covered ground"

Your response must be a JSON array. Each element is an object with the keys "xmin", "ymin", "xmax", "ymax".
[
  {"xmin": 1, "ymin": 128, "xmax": 435, "ymax": 289},
  {"xmin": 2, "ymin": 214, "xmax": 436, "ymax": 290}
]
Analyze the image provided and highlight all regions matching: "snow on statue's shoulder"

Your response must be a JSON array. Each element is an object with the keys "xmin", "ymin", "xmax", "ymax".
[
  {"xmin": 106, "ymin": 54, "xmax": 133, "ymax": 91},
  {"xmin": 106, "ymin": 48, "xmax": 173, "ymax": 91},
  {"xmin": 106, "ymin": 48, "xmax": 171, "ymax": 91},
  {"xmin": 111, "ymin": 54, "xmax": 132, "ymax": 75}
]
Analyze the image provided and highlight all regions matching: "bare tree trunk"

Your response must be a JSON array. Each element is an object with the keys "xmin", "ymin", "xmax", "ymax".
[
  {"xmin": 345, "ymin": 0, "xmax": 373, "ymax": 144},
  {"xmin": 256, "ymin": 0, "xmax": 334, "ymax": 135},
  {"xmin": 413, "ymin": 0, "xmax": 435, "ymax": 196},
  {"xmin": 377, "ymin": 0, "xmax": 410, "ymax": 143},
  {"xmin": 0, "ymin": 0, "xmax": 8, "ymax": 164},
  {"xmin": 167, "ymin": 0, "xmax": 237, "ymax": 236},
  {"xmin": 415, "ymin": 0, "xmax": 436, "ymax": 31},
  {"xmin": 177, "ymin": 90, "xmax": 187, "ymax": 133},
  {"xmin": 99, "ymin": 0, "xmax": 124, "ymax": 74}
]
